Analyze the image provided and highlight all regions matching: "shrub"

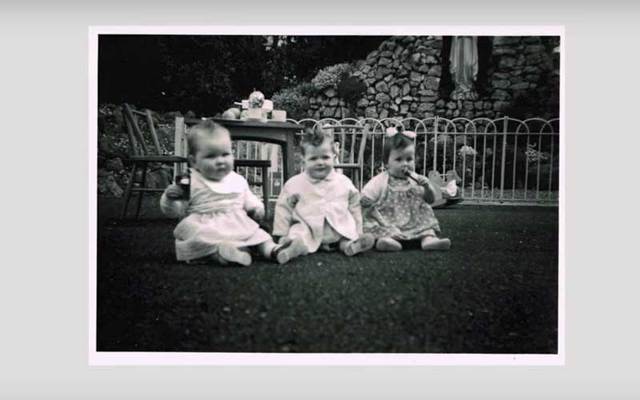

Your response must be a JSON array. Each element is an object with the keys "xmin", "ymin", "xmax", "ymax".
[
  {"xmin": 297, "ymin": 81, "xmax": 319, "ymax": 97},
  {"xmin": 272, "ymin": 84, "xmax": 310, "ymax": 120},
  {"xmin": 311, "ymin": 63, "xmax": 352, "ymax": 90},
  {"xmin": 458, "ymin": 145, "xmax": 478, "ymax": 157},
  {"xmin": 525, "ymin": 143, "xmax": 549, "ymax": 164},
  {"xmin": 337, "ymin": 73, "xmax": 367, "ymax": 108}
]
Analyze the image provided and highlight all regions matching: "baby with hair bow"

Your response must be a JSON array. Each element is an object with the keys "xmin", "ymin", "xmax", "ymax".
[{"xmin": 360, "ymin": 126, "xmax": 451, "ymax": 252}]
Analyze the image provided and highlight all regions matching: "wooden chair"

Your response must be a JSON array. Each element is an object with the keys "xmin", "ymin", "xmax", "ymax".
[
  {"xmin": 174, "ymin": 117, "xmax": 272, "ymax": 218},
  {"xmin": 120, "ymin": 103, "xmax": 188, "ymax": 218},
  {"xmin": 329, "ymin": 124, "xmax": 371, "ymax": 190}
]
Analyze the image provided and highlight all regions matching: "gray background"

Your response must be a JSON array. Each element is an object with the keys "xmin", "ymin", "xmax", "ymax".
[{"xmin": 1, "ymin": 0, "xmax": 638, "ymax": 398}]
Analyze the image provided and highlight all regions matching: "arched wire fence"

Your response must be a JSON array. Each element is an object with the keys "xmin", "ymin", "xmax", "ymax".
[{"xmin": 231, "ymin": 116, "xmax": 560, "ymax": 206}]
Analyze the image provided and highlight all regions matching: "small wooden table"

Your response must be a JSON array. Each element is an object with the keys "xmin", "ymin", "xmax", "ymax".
[{"xmin": 184, "ymin": 118, "xmax": 303, "ymax": 181}]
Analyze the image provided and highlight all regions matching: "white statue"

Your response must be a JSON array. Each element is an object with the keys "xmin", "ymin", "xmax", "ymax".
[{"xmin": 449, "ymin": 36, "xmax": 479, "ymax": 100}]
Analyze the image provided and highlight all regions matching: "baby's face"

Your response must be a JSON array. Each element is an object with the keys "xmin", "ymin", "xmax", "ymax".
[
  {"xmin": 386, "ymin": 145, "xmax": 416, "ymax": 178},
  {"xmin": 303, "ymin": 140, "xmax": 335, "ymax": 180},
  {"xmin": 191, "ymin": 132, "xmax": 234, "ymax": 181}
]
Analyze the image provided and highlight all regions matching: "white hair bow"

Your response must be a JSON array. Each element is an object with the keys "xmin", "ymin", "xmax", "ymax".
[{"xmin": 385, "ymin": 126, "xmax": 417, "ymax": 139}]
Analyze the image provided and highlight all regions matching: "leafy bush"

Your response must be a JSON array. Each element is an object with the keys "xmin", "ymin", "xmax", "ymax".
[
  {"xmin": 272, "ymin": 62, "xmax": 366, "ymax": 119},
  {"xmin": 272, "ymin": 84, "xmax": 311, "ymax": 120},
  {"xmin": 525, "ymin": 143, "xmax": 549, "ymax": 164},
  {"xmin": 458, "ymin": 145, "xmax": 478, "ymax": 157},
  {"xmin": 297, "ymin": 81, "xmax": 319, "ymax": 97},
  {"xmin": 337, "ymin": 74, "xmax": 367, "ymax": 108},
  {"xmin": 311, "ymin": 63, "xmax": 352, "ymax": 90}
]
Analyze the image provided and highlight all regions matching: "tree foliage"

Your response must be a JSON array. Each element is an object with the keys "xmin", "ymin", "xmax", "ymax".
[{"xmin": 99, "ymin": 35, "xmax": 386, "ymax": 115}]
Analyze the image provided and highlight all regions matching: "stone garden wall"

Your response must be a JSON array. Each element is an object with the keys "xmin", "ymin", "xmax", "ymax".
[{"xmin": 304, "ymin": 35, "xmax": 558, "ymax": 121}]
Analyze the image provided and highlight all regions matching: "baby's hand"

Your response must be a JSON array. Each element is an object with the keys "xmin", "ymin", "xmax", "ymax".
[
  {"xmin": 413, "ymin": 174, "xmax": 431, "ymax": 187},
  {"xmin": 287, "ymin": 193, "xmax": 301, "ymax": 208},
  {"xmin": 409, "ymin": 185, "xmax": 425, "ymax": 196},
  {"xmin": 249, "ymin": 207, "xmax": 265, "ymax": 221},
  {"xmin": 360, "ymin": 196, "xmax": 375, "ymax": 208},
  {"xmin": 165, "ymin": 184, "xmax": 185, "ymax": 200}
]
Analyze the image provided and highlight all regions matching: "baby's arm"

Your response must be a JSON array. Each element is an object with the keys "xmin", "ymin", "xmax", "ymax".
[
  {"xmin": 243, "ymin": 186, "xmax": 265, "ymax": 221},
  {"xmin": 420, "ymin": 179, "xmax": 437, "ymax": 204},
  {"xmin": 272, "ymin": 185, "xmax": 294, "ymax": 239},
  {"xmin": 407, "ymin": 172, "xmax": 437, "ymax": 204},
  {"xmin": 348, "ymin": 187, "xmax": 363, "ymax": 235},
  {"xmin": 361, "ymin": 198, "xmax": 387, "ymax": 227},
  {"xmin": 360, "ymin": 174, "xmax": 387, "ymax": 226},
  {"xmin": 160, "ymin": 184, "xmax": 188, "ymax": 218}
]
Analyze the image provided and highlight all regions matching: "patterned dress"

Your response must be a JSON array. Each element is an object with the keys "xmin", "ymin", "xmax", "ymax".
[
  {"xmin": 361, "ymin": 172, "xmax": 440, "ymax": 241},
  {"xmin": 160, "ymin": 169, "xmax": 272, "ymax": 261}
]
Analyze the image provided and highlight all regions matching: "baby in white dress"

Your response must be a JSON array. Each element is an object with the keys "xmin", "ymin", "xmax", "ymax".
[{"xmin": 160, "ymin": 120, "xmax": 279, "ymax": 266}]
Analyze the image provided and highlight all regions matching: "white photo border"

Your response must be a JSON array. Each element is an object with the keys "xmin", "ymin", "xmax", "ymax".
[{"xmin": 89, "ymin": 25, "xmax": 565, "ymax": 366}]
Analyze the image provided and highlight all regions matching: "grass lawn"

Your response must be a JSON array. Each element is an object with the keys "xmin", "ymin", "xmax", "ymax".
[{"xmin": 96, "ymin": 196, "xmax": 558, "ymax": 354}]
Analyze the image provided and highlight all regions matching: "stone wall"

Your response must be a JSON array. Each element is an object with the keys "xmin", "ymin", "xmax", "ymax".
[
  {"xmin": 305, "ymin": 35, "xmax": 559, "ymax": 122},
  {"xmin": 479, "ymin": 36, "xmax": 559, "ymax": 120}
]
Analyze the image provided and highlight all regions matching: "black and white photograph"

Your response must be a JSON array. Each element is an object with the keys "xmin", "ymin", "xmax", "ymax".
[
  {"xmin": 10, "ymin": 0, "xmax": 640, "ymax": 396},
  {"xmin": 92, "ymin": 27, "xmax": 562, "ymax": 361}
]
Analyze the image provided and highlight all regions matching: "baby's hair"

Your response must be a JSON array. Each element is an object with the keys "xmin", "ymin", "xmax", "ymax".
[
  {"xmin": 186, "ymin": 119, "xmax": 230, "ymax": 156},
  {"xmin": 383, "ymin": 129, "xmax": 414, "ymax": 164},
  {"xmin": 299, "ymin": 124, "xmax": 335, "ymax": 155}
]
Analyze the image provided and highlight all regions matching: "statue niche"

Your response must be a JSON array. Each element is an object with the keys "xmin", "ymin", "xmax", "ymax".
[{"xmin": 449, "ymin": 36, "xmax": 479, "ymax": 101}]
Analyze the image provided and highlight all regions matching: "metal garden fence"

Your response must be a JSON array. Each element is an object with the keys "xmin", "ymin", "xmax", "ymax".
[{"xmin": 233, "ymin": 116, "xmax": 560, "ymax": 206}]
